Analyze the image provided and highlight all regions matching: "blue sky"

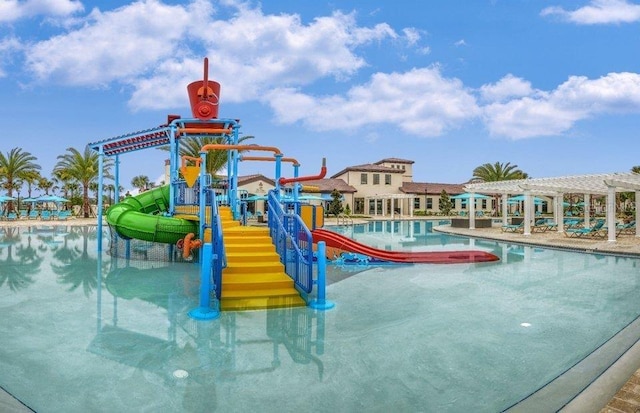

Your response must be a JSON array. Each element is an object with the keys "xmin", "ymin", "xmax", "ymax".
[{"xmin": 2, "ymin": 0, "xmax": 640, "ymax": 193}]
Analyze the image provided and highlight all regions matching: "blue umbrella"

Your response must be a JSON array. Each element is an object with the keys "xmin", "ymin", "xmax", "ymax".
[
  {"xmin": 508, "ymin": 195, "xmax": 545, "ymax": 205},
  {"xmin": 37, "ymin": 195, "xmax": 69, "ymax": 203},
  {"xmin": 450, "ymin": 193, "xmax": 491, "ymax": 200},
  {"xmin": 0, "ymin": 195, "xmax": 15, "ymax": 202}
]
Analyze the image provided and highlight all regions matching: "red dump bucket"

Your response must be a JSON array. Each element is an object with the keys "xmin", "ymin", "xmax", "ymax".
[{"xmin": 187, "ymin": 80, "xmax": 221, "ymax": 120}]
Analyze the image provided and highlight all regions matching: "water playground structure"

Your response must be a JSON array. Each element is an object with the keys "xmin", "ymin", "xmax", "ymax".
[{"xmin": 88, "ymin": 58, "xmax": 499, "ymax": 320}]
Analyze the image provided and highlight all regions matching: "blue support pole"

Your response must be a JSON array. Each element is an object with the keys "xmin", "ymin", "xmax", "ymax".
[
  {"xmin": 275, "ymin": 153, "xmax": 283, "ymax": 197},
  {"xmin": 169, "ymin": 123, "xmax": 178, "ymax": 214},
  {"xmin": 188, "ymin": 244, "xmax": 219, "ymax": 320},
  {"xmin": 97, "ymin": 148, "xmax": 105, "ymax": 252},
  {"xmin": 114, "ymin": 155, "xmax": 120, "ymax": 204},
  {"xmin": 232, "ymin": 147, "xmax": 239, "ymax": 218},
  {"xmin": 293, "ymin": 164, "xmax": 300, "ymax": 202},
  {"xmin": 198, "ymin": 150, "xmax": 207, "ymax": 228},
  {"xmin": 309, "ymin": 241, "xmax": 335, "ymax": 310}
]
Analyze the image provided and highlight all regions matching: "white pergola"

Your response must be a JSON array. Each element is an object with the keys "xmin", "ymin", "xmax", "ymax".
[{"xmin": 463, "ymin": 172, "xmax": 640, "ymax": 242}]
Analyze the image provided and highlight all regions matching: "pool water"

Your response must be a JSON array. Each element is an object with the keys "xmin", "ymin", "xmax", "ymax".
[{"xmin": 1, "ymin": 223, "xmax": 640, "ymax": 412}]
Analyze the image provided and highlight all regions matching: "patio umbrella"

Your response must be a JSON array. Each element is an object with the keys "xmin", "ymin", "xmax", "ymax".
[
  {"xmin": 37, "ymin": 195, "xmax": 69, "ymax": 203},
  {"xmin": 245, "ymin": 195, "xmax": 268, "ymax": 201},
  {"xmin": 450, "ymin": 193, "xmax": 491, "ymax": 200},
  {"xmin": 0, "ymin": 195, "xmax": 15, "ymax": 202},
  {"xmin": 508, "ymin": 195, "xmax": 545, "ymax": 205},
  {"xmin": 36, "ymin": 195, "xmax": 70, "ymax": 211}
]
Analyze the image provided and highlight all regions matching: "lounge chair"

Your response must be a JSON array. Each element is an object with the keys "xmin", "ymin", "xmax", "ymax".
[
  {"xmin": 501, "ymin": 222, "xmax": 524, "ymax": 233},
  {"xmin": 564, "ymin": 219, "xmax": 605, "ymax": 238},
  {"xmin": 531, "ymin": 218, "xmax": 550, "ymax": 232},
  {"xmin": 6, "ymin": 212, "xmax": 17, "ymax": 221},
  {"xmin": 58, "ymin": 210, "xmax": 71, "ymax": 221},
  {"xmin": 40, "ymin": 210, "xmax": 51, "ymax": 221},
  {"xmin": 564, "ymin": 218, "xmax": 582, "ymax": 228},
  {"xmin": 616, "ymin": 221, "xmax": 636, "ymax": 236},
  {"xmin": 19, "ymin": 210, "xmax": 27, "ymax": 219}
]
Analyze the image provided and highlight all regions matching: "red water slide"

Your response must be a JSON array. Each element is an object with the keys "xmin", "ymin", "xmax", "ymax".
[{"xmin": 311, "ymin": 228, "xmax": 499, "ymax": 264}]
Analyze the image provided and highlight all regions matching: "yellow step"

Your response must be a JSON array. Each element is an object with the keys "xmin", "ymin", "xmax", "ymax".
[
  {"xmin": 222, "ymin": 273, "xmax": 295, "ymax": 291},
  {"xmin": 223, "ymin": 261, "xmax": 284, "ymax": 274},
  {"xmin": 224, "ymin": 226, "xmax": 269, "ymax": 234},
  {"xmin": 226, "ymin": 251, "xmax": 280, "ymax": 262},
  {"xmin": 221, "ymin": 293, "xmax": 306, "ymax": 311},
  {"xmin": 217, "ymin": 205, "xmax": 305, "ymax": 311},
  {"xmin": 225, "ymin": 244, "xmax": 275, "ymax": 253}
]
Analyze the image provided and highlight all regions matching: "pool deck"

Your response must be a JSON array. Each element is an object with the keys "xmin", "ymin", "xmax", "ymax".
[{"xmin": 2, "ymin": 216, "xmax": 640, "ymax": 412}]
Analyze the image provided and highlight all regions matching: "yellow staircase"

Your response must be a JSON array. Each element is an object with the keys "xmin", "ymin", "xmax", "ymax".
[{"xmin": 217, "ymin": 207, "xmax": 306, "ymax": 311}]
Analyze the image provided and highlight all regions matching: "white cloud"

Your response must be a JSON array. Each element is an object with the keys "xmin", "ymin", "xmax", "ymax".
[
  {"xmin": 541, "ymin": 0, "xmax": 640, "ymax": 24},
  {"xmin": 21, "ymin": 1, "xmax": 398, "ymax": 111},
  {"xmin": 13, "ymin": 1, "xmax": 640, "ymax": 144},
  {"xmin": 0, "ymin": 36, "xmax": 22, "ymax": 77},
  {"xmin": 402, "ymin": 28, "xmax": 421, "ymax": 45},
  {"xmin": 266, "ymin": 66, "xmax": 480, "ymax": 137},
  {"xmin": 482, "ymin": 72, "xmax": 640, "ymax": 139},
  {"xmin": 0, "ymin": 0, "xmax": 83, "ymax": 23},
  {"xmin": 454, "ymin": 39, "xmax": 467, "ymax": 47},
  {"xmin": 480, "ymin": 74, "xmax": 535, "ymax": 103},
  {"xmin": 25, "ymin": 0, "xmax": 200, "ymax": 87}
]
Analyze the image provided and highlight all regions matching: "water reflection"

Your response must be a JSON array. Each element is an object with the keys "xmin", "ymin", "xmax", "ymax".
[
  {"xmin": 52, "ymin": 226, "xmax": 105, "ymax": 296},
  {"xmin": 94, "ymin": 258, "xmax": 328, "ymax": 411},
  {"xmin": 0, "ymin": 227, "xmax": 39, "ymax": 291},
  {"xmin": 333, "ymin": 220, "xmax": 480, "ymax": 252},
  {"xmin": 0, "ymin": 226, "xmax": 104, "ymax": 294}
]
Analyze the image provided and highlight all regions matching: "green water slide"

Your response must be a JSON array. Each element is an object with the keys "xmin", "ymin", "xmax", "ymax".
[{"xmin": 106, "ymin": 185, "xmax": 198, "ymax": 244}]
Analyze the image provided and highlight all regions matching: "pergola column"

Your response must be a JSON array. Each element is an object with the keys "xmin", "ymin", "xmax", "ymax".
[
  {"xmin": 584, "ymin": 193, "xmax": 591, "ymax": 227},
  {"xmin": 469, "ymin": 194, "xmax": 476, "ymax": 230},
  {"xmin": 554, "ymin": 194, "xmax": 563, "ymax": 233},
  {"xmin": 523, "ymin": 190, "xmax": 532, "ymax": 236},
  {"xmin": 501, "ymin": 194, "xmax": 508, "ymax": 226},
  {"xmin": 606, "ymin": 185, "xmax": 616, "ymax": 242}
]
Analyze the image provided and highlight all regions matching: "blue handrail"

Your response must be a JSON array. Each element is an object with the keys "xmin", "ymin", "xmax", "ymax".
[
  {"xmin": 206, "ymin": 188, "xmax": 226, "ymax": 300},
  {"xmin": 267, "ymin": 190, "xmax": 314, "ymax": 294}
]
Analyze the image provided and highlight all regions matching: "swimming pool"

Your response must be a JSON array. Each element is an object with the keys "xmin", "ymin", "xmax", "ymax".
[{"xmin": 1, "ymin": 223, "xmax": 639, "ymax": 412}]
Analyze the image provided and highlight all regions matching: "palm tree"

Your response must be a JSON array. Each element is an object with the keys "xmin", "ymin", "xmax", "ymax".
[
  {"xmin": 52, "ymin": 168, "xmax": 74, "ymax": 198},
  {"xmin": 0, "ymin": 148, "xmax": 41, "ymax": 212},
  {"xmin": 472, "ymin": 162, "xmax": 528, "ymax": 182},
  {"xmin": 19, "ymin": 170, "xmax": 41, "ymax": 199},
  {"xmin": 37, "ymin": 177, "xmax": 54, "ymax": 195},
  {"xmin": 472, "ymin": 162, "xmax": 528, "ymax": 216},
  {"xmin": 158, "ymin": 135, "xmax": 254, "ymax": 178},
  {"xmin": 105, "ymin": 184, "xmax": 115, "ymax": 205},
  {"xmin": 131, "ymin": 175, "xmax": 150, "ymax": 192},
  {"xmin": 54, "ymin": 147, "xmax": 113, "ymax": 218},
  {"xmin": 89, "ymin": 182, "xmax": 99, "ymax": 203}
]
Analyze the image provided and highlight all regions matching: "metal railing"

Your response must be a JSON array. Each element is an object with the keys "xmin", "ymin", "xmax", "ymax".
[
  {"xmin": 206, "ymin": 188, "xmax": 226, "ymax": 300},
  {"xmin": 267, "ymin": 191, "xmax": 314, "ymax": 294},
  {"xmin": 337, "ymin": 214, "xmax": 353, "ymax": 226}
]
